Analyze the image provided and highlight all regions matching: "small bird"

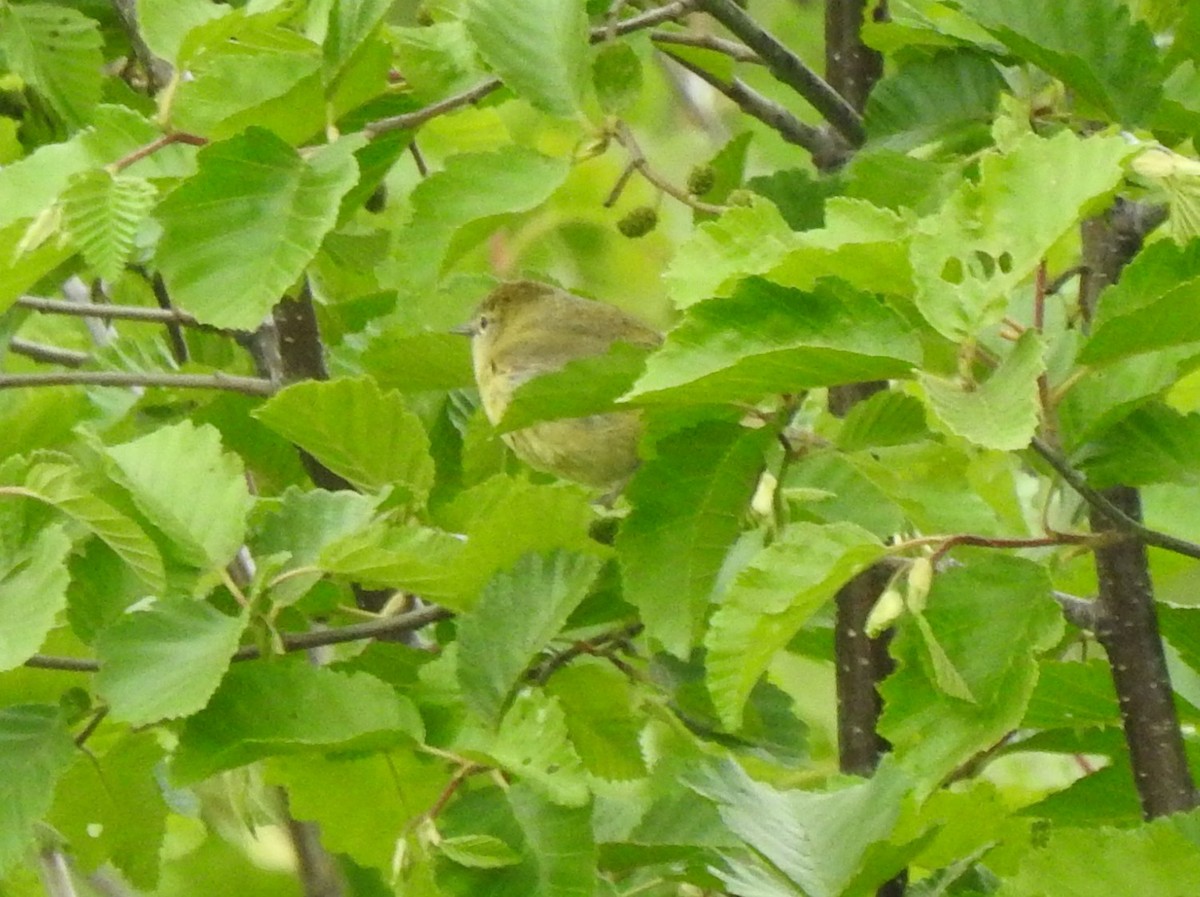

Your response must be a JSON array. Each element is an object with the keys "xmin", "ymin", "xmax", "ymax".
[{"xmin": 456, "ymin": 281, "xmax": 662, "ymax": 490}]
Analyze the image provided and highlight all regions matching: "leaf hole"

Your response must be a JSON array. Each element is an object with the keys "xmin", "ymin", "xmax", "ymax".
[
  {"xmin": 940, "ymin": 257, "xmax": 964, "ymax": 285},
  {"xmin": 998, "ymin": 251, "xmax": 1013, "ymax": 273}
]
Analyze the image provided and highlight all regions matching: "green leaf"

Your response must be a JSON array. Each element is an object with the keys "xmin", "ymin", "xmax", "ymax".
[
  {"xmin": 663, "ymin": 197, "xmax": 797, "ymax": 308},
  {"xmin": 690, "ymin": 759, "xmax": 908, "ymax": 897},
  {"xmin": 497, "ymin": 341, "xmax": 655, "ymax": 432},
  {"xmin": 1082, "ymin": 240, "xmax": 1200, "ymax": 364},
  {"xmin": 324, "ymin": 0, "xmax": 393, "ymax": 77},
  {"xmin": 318, "ymin": 520, "xmax": 470, "ymax": 606},
  {"xmin": 1023, "ymin": 659, "xmax": 1119, "ymax": 729},
  {"xmin": 155, "ymin": 129, "xmax": 361, "ymax": 330},
  {"xmin": 706, "ymin": 522, "xmax": 885, "ymax": 728},
  {"xmin": 439, "ymin": 834, "xmax": 523, "ymax": 869},
  {"xmin": 0, "ymin": 706, "xmax": 76, "ymax": 876},
  {"xmin": 628, "ymin": 278, "xmax": 921, "ymax": 404},
  {"xmin": 48, "ymin": 732, "xmax": 167, "ymax": 889},
  {"xmin": 173, "ymin": 662, "xmax": 424, "ymax": 783},
  {"xmin": 388, "ymin": 148, "xmax": 570, "ymax": 292},
  {"xmin": 958, "ymin": 0, "xmax": 1162, "ymax": 125},
  {"xmin": 362, "ymin": 330, "xmax": 475, "ymax": 393},
  {"xmin": 254, "ymin": 376, "xmax": 435, "ymax": 499},
  {"xmin": 485, "ymin": 690, "xmax": 589, "ymax": 807},
  {"xmin": 865, "ymin": 49, "xmax": 1004, "ymax": 151},
  {"xmin": 507, "ymin": 784, "xmax": 596, "ymax": 896},
  {"xmin": 911, "ymin": 131, "xmax": 1134, "ymax": 340},
  {"xmin": 61, "ymin": 170, "xmax": 158, "ymax": 281},
  {"xmin": 879, "ymin": 555, "xmax": 1064, "ymax": 787},
  {"xmin": 593, "ymin": 43, "xmax": 643, "ymax": 115},
  {"xmin": 465, "ymin": 0, "xmax": 589, "ymax": 116},
  {"xmin": 390, "ymin": 22, "xmax": 484, "ymax": 103},
  {"xmin": 544, "ymin": 660, "xmax": 648, "ymax": 781},
  {"xmin": 835, "ymin": 391, "xmax": 931, "ymax": 451},
  {"xmin": 458, "ymin": 551, "xmax": 602, "ymax": 725},
  {"xmin": 997, "ymin": 820, "xmax": 1200, "ymax": 897},
  {"xmin": 0, "ymin": 217, "xmax": 75, "ymax": 314},
  {"xmin": 913, "ymin": 612, "xmax": 976, "ymax": 702},
  {"xmin": 105, "ymin": 421, "xmax": 252, "ymax": 569},
  {"xmin": 921, "ymin": 330, "xmax": 1045, "ymax": 450},
  {"xmin": 94, "ymin": 598, "xmax": 248, "ymax": 726},
  {"xmin": 0, "ymin": 524, "xmax": 70, "ymax": 672},
  {"xmin": 0, "ymin": 3, "xmax": 102, "ymax": 126},
  {"xmin": 618, "ymin": 421, "xmax": 769, "ymax": 656},
  {"xmin": 1076, "ymin": 403, "xmax": 1200, "ymax": 487},
  {"xmin": 137, "ymin": 0, "xmax": 229, "ymax": 65}
]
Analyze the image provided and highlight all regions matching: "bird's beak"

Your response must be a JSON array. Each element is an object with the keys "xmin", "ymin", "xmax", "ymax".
[{"xmin": 449, "ymin": 322, "xmax": 475, "ymax": 337}]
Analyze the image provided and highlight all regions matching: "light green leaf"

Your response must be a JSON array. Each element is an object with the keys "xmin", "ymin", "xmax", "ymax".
[
  {"xmin": 94, "ymin": 598, "xmax": 248, "ymax": 726},
  {"xmin": 618, "ymin": 422, "xmax": 768, "ymax": 656},
  {"xmin": 106, "ymin": 421, "xmax": 252, "ymax": 570},
  {"xmin": 362, "ymin": 329, "xmax": 475, "ymax": 393},
  {"xmin": 318, "ymin": 520, "xmax": 470, "ymax": 607},
  {"xmin": 997, "ymin": 820, "xmax": 1200, "ymax": 897},
  {"xmin": 507, "ymin": 784, "xmax": 596, "ymax": 896},
  {"xmin": 137, "ymin": 0, "xmax": 229, "ymax": 64},
  {"xmin": 61, "ymin": 170, "xmax": 158, "ymax": 281},
  {"xmin": 911, "ymin": 131, "xmax": 1135, "ymax": 340},
  {"xmin": 835, "ymin": 391, "xmax": 931, "ymax": 451},
  {"xmin": 387, "ymin": 149, "xmax": 570, "ymax": 291},
  {"xmin": 156, "ymin": 129, "xmax": 361, "ymax": 330},
  {"xmin": 880, "ymin": 555, "xmax": 1063, "ymax": 787},
  {"xmin": 48, "ymin": 732, "xmax": 167, "ymax": 889},
  {"xmin": 664, "ymin": 196, "xmax": 797, "ymax": 308},
  {"xmin": 458, "ymin": 551, "xmax": 602, "ymax": 725},
  {"xmin": 706, "ymin": 522, "xmax": 885, "ymax": 728},
  {"xmin": 921, "ymin": 330, "xmax": 1045, "ymax": 450},
  {"xmin": 391, "ymin": 22, "xmax": 486, "ymax": 103},
  {"xmin": 0, "ymin": 217, "xmax": 74, "ymax": 314},
  {"xmin": 439, "ymin": 834, "xmax": 523, "ymax": 869},
  {"xmin": 324, "ymin": 0, "xmax": 393, "ymax": 76},
  {"xmin": 0, "ymin": 525, "xmax": 70, "ymax": 672},
  {"xmin": 690, "ymin": 759, "xmax": 907, "ymax": 897},
  {"xmin": 544, "ymin": 660, "xmax": 649, "ymax": 781},
  {"xmin": 958, "ymin": 0, "xmax": 1161, "ymax": 125},
  {"xmin": 254, "ymin": 376, "xmax": 435, "ymax": 499},
  {"xmin": 913, "ymin": 612, "xmax": 976, "ymax": 702},
  {"xmin": 173, "ymin": 663, "xmax": 423, "ymax": 783},
  {"xmin": 0, "ymin": 706, "xmax": 76, "ymax": 876},
  {"xmin": 486, "ymin": 690, "xmax": 589, "ymax": 806},
  {"xmin": 465, "ymin": 0, "xmax": 589, "ymax": 116},
  {"xmin": 766, "ymin": 198, "xmax": 915, "ymax": 297},
  {"xmin": 0, "ymin": 3, "xmax": 102, "ymax": 126},
  {"xmin": 1023, "ymin": 659, "xmax": 1119, "ymax": 729},
  {"xmin": 628, "ymin": 278, "xmax": 921, "ymax": 404}
]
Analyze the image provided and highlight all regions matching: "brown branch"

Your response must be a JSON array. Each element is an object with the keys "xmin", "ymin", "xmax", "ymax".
[
  {"xmin": 834, "ymin": 564, "xmax": 893, "ymax": 775},
  {"xmin": 611, "ymin": 121, "xmax": 727, "ymax": 214},
  {"xmin": 25, "ymin": 604, "xmax": 454, "ymax": 673},
  {"xmin": 651, "ymin": 30, "xmax": 762, "ymax": 63},
  {"xmin": 8, "ymin": 338, "xmax": 90, "ymax": 367},
  {"xmin": 0, "ymin": 371, "xmax": 275, "ymax": 396},
  {"xmin": 17, "ymin": 296, "xmax": 201, "ymax": 325},
  {"xmin": 657, "ymin": 47, "xmax": 846, "ymax": 164},
  {"xmin": 695, "ymin": 0, "xmax": 866, "ymax": 146},
  {"xmin": 824, "ymin": 0, "xmax": 884, "ymax": 114},
  {"xmin": 110, "ymin": 131, "xmax": 207, "ymax": 173}
]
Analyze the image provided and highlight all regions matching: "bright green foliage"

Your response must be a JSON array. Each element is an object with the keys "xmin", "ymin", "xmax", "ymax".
[{"xmin": 2, "ymin": 0, "xmax": 1200, "ymax": 893}]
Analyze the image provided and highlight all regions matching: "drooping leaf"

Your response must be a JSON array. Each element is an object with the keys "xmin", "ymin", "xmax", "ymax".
[
  {"xmin": 94, "ymin": 598, "xmax": 248, "ymax": 726},
  {"xmin": 920, "ymin": 330, "xmax": 1046, "ymax": 450},
  {"xmin": 618, "ymin": 421, "xmax": 769, "ymax": 656},
  {"xmin": 464, "ymin": 0, "xmax": 589, "ymax": 116},
  {"xmin": 254, "ymin": 376, "xmax": 435, "ymax": 500},
  {"xmin": 0, "ymin": 706, "xmax": 76, "ymax": 876},
  {"xmin": 706, "ymin": 522, "xmax": 885, "ymax": 728},
  {"xmin": 155, "ymin": 129, "xmax": 361, "ymax": 330},
  {"xmin": 0, "ymin": 524, "xmax": 70, "ymax": 671},
  {"xmin": 458, "ymin": 551, "xmax": 602, "ymax": 725}
]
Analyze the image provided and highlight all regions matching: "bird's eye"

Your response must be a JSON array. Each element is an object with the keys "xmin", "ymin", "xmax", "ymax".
[{"xmin": 477, "ymin": 315, "xmax": 489, "ymax": 331}]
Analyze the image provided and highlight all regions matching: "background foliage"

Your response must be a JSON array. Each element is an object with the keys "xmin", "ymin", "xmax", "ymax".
[{"xmin": 3, "ymin": 0, "xmax": 1200, "ymax": 895}]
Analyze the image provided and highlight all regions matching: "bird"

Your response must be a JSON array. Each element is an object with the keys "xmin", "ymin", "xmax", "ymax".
[{"xmin": 456, "ymin": 280, "xmax": 662, "ymax": 490}]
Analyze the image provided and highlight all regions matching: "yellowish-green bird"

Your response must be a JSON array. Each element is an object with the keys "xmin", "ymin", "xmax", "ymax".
[{"xmin": 457, "ymin": 281, "xmax": 662, "ymax": 490}]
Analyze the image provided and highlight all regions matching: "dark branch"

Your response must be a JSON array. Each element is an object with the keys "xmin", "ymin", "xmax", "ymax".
[{"xmin": 695, "ymin": 0, "xmax": 866, "ymax": 146}]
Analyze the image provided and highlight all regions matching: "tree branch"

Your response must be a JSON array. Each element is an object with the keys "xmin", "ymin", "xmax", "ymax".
[
  {"xmin": 8, "ymin": 338, "xmax": 90, "ymax": 368},
  {"xmin": 651, "ymin": 30, "xmax": 762, "ymax": 63},
  {"xmin": 0, "ymin": 371, "xmax": 275, "ymax": 396},
  {"xmin": 824, "ymin": 0, "xmax": 884, "ymax": 114},
  {"xmin": 657, "ymin": 46, "xmax": 848, "ymax": 165},
  {"xmin": 695, "ymin": 0, "xmax": 866, "ymax": 146},
  {"xmin": 18, "ymin": 295, "xmax": 201, "ymax": 325},
  {"xmin": 25, "ymin": 604, "xmax": 454, "ymax": 673}
]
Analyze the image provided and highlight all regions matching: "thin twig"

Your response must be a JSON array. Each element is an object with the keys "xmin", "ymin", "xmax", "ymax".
[
  {"xmin": 1030, "ymin": 436, "xmax": 1200, "ymax": 561},
  {"xmin": 0, "ymin": 371, "xmax": 275, "ymax": 396},
  {"xmin": 612, "ymin": 121, "xmax": 727, "ymax": 214},
  {"xmin": 695, "ymin": 0, "xmax": 866, "ymax": 145},
  {"xmin": 8, "ymin": 338, "xmax": 90, "ymax": 367},
  {"xmin": 658, "ymin": 46, "xmax": 844, "ymax": 162},
  {"xmin": 651, "ymin": 30, "xmax": 762, "ymax": 63},
  {"xmin": 25, "ymin": 604, "xmax": 454, "ymax": 673},
  {"xmin": 110, "ymin": 131, "xmax": 206, "ymax": 173},
  {"xmin": 18, "ymin": 295, "xmax": 201, "ymax": 325}
]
